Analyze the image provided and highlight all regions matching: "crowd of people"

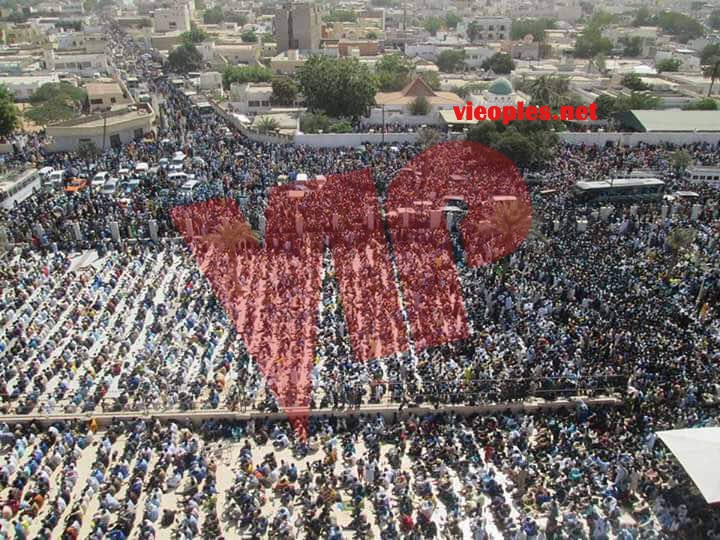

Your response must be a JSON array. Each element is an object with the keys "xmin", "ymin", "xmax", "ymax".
[{"xmin": 0, "ymin": 19, "xmax": 718, "ymax": 539}]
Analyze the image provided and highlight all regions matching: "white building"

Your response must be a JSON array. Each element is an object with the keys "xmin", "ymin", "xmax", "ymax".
[
  {"xmin": 44, "ymin": 49, "xmax": 108, "ymax": 77},
  {"xmin": 0, "ymin": 74, "xmax": 60, "ymax": 101},
  {"xmin": 229, "ymin": 82, "xmax": 272, "ymax": 114},
  {"xmin": 459, "ymin": 16, "xmax": 511, "ymax": 42},
  {"xmin": 153, "ymin": 5, "xmax": 190, "ymax": 33},
  {"xmin": 464, "ymin": 46, "xmax": 497, "ymax": 69},
  {"xmin": 470, "ymin": 77, "xmax": 521, "ymax": 108},
  {"xmin": 656, "ymin": 48, "xmax": 701, "ymax": 72}
]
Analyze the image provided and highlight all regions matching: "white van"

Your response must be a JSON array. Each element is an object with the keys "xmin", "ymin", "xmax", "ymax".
[
  {"xmin": 47, "ymin": 170, "xmax": 64, "ymax": 188},
  {"xmin": 168, "ymin": 172, "xmax": 189, "ymax": 184},
  {"xmin": 134, "ymin": 162, "xmax": 149, "ymax": 174},
  {"xmin": 179, "ymin": 180, "xmax": 200, "ymax": 197},
  {"xmin": 92, "ymin": 172, "xmax": 110, "ymax": 188},
  {"xmin": 101, "ymin": 179, "xmax": 118, "ymax": 196}
]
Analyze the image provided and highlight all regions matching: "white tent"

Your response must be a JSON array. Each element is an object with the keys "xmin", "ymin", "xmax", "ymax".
[{"xmin": 657, "ymin": 428, "xmax": 720, "ymax": 504}]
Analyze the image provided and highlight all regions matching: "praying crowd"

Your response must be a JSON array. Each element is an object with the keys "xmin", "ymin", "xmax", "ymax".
[{"xmin": 0, "ymin": 20, "xmax": 718, "ymax": 540}]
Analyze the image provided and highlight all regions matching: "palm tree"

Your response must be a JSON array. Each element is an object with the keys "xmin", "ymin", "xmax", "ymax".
[
  {"xmin": 666, "ymin": 227, "xmax": 696, "ymax": 264},
  {"xmin": 528, "ymin": 75, "xmax": 571, "ymax": 108},
  {"xmin": 206, "ymin": 218, "xmax": 257, "ymax": 292},
  {"xmin": 255, "ymin": 116, "xmax": 280, "ymax": 134},
  {"xmin": 490, "ymin": 199, "xmax": 533, "ymax": 245},
  {"xmin": 703, "ymin": 57, "xmax": 720, "ymax": 97}
]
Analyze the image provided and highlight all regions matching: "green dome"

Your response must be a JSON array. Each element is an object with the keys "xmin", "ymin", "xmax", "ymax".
[{"xmin": 488, "ymin": 77, "xmax": 513, "ymax": 95}]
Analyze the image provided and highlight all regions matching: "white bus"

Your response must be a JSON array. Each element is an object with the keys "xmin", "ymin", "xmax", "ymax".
[
  {"xmin": 684, "ymin": 167, "xmax": 720, "ymax": 185},
  {"xmin": 572, "ymin": 178, "xmax": 665, "ymax": 204}
]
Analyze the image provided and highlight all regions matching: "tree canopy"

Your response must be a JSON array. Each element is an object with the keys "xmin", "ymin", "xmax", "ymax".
[
  {"xmin": 168, "ymin": 43, "xmax": 203, "ymax": 73},
  {"xmin": 203, "ymin": 6, "xmax": 223, "ymax": 24},
  {"xmin": 375, "ymin": 53, "xmax": 413, "ymax": 91},
  {"xmin": 423, "ymin": 16, "xmax": 442, "ymax": 36},
  {"xmin": 656, "ymin": 58, "xmax": 681, "ymax": 72},
  {"xmin": 467, "ymin": 120, "xmax": 559, "ymax": 169},
  {"xmin": 436, "ymin": 49, "xmax": 465, "ymax": 73},
  {"xmin": 621, "ymin": 73, "xmax": 650, "ymax": 91},
  {"xmin": 511, "ymin": 18, "xmax": 556, "ymax": 41},
  {"xmin": 25, "ymin": 82, "xmax": 86, "ymax": 126},
  {"xmin": 0, "ymin": 85, "xmax": 18, "ymax": 137},
  {"xmin": 324, "ymin": 9, "xmax": 356, "ymax": 22},
  {"xmin": 481, "ymin": 53, "xmax": 515, "ymax": 74},
  {"xmin": 271, "ymin": 77, "xmax": 298, "ymax": 106},
  {"xmin": 653, "ymin": 12, "xmax": 703, "ymax": 43},
  {"xmin": 683, "ymin": 97, "xmax": 718, "ymax": 110},
  {"xmin": 573, "ymin": 12, "xmax": 614, "ymax": 58},
  {"xmin": 180, "ymin": 27, "xmax": 208, "ymax": 45},
  {"xmin": 298, "ymin": 56, "xmax": 377, "ymax": 118},
  {"xmin": 222, "ymin": 65, "xmax": 273, "ymax": 89}
]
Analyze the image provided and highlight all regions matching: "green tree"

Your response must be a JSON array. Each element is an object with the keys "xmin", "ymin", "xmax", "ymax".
[
  {"xmin": 423, "ymin": 16, "xmax": 442, "ymax": 36},
  {"xmin": 418, "ymin": 127, "xmax": 442, "ymax": 148},
  {"xmin": 613, "ymin": 91, "xmax": 660, "ymax": 112},
  {"xmin": 528, "ymin": 74, "xmax": 570, "ymax": 108},
  {"xmin": 300, "ymin": 112, "xmax": 331, "ymax": 133},
  {"xmin": 0, "ymin": 86, "xmax": 18, "ymax": 137},
  {"xmin": 573, "ymin": 11, "xmax": 614, "ymax": 58},
  {"xmin": 436, "ymin": 49, "xmax": 465, "ymax": 72},
  {"xmin": 409, "ymin": 95, "xmax": 430, "ymax": 115},
  {"xmin": 366, "ymin": 31, "xmax": 379, "ymax": 39},
  {"xmin": 467, "ymin": 120, "xmax": 558, "ymax": 169},
  {"xmin": 375, "ymin": 53, "xmax": 413, "ymax": 91},
  {"xmin": 168, "ymin": 43, "xmax": 203, "ymax": 73},
  {"xmin": 654, "ymin": 12, "xmax": 703, "ymax": 43},
  {"xmin": 271, "ymin": 77, "xmax": 298, "ymax": 105},
  {"xmin": 329, "ymin": 120, "xmax": 353, "ymax": 133},
  {"xmin": 510, "ymin": 17, "xmax": 556, "ymax": 41},
  {"xmin": 325, "ymin": 9, "xmax": 356, "ymax": 22},
  {"xmin": 445, "ymin": 13, "xmax": 461, "ymax": 29},
  {"xmin": 227, "ymin": 12, "xmax": 248, "ymax": 25},
  {"xmin": 241, "ymin": 30, "xmax": 257, "ymax": 42},
  {"xmin": 29, "ymin": 82, "xmax": 85, "ymax": 105},
  {"xmin": 418, "ymin": 71, "xmax": 441, "ymax": 90},
  {"xmin": 657, "ymin": 58, "xmax": 681, "ymax": 72},
  {"xmin": 710, "ymin": 9, "xmax": 720, "ymax": 30},
  {"xmin": 482, "ymin": 53, "xmax": 515, "ymax": 74},
  {"xmin": 180, "ymin": 27, "xmax": 208, "ymax": 45},
  {"xmin": 467, "ymin": 21, "xmax": 481, "ymax": 42},
  {"xmin": 222, "ymin": 65, "xmax": 273, "ymax": 88},
  {"xmin": 633, "ymin": 7, "xmax": 652, "ymax": 27},
  {"xmin": 701, "ymin": 44, "xmax": 720, "ymax": 65},
  {"xmin": 255, "ymin": 116, "xmax": 280, "ymax": 134},
  {"xmin": 203, "ymin": 6, "xmax": 223, "ymax": 24},
  {"xmin": 621, "ymin": 73, "xmax": 649, "ymax": 91},
  {"xmin": 593, "ymin": 94, "xmax": 616, "ymax": 119},
  {"xmin": 621, "ymin": 36, "xmax": 643, "ymax": 57},
  {"xmin": 298, "ymin": 56, "xmax": 377, "ymax": 118},
  {"xmin": 683, "ymin": 97, "xmax": 718, "ymax": 110},
  {"xmin": 703, "ymin": 57, "xmax": 720, "ymax": 97}
]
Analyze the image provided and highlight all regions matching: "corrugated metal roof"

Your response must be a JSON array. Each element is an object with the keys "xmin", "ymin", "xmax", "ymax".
[{"xmin": 629, "ymin": 110, "xmax": 720, "ymax": 132}]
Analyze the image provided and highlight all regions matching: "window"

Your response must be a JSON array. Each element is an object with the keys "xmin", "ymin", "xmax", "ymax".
[
  {"xmin": 110, "ymin": 134, "xmax": 121, "ymax": 147},
  {"xmin": 248, "ymin": 100, "xmax": 260, "ymax": 107},
  {"xmin": 134, "ymin": 128, "xmax": 143, "ymax": 138},
  {"xmin": 110, "ymin": 97, "xmax": 116, "ymax": 103}
]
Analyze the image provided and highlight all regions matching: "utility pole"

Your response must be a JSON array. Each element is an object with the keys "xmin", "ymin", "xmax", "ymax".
[{"xmin": 101, "ymin": 110, "xmax": 108, "ymax": 154}]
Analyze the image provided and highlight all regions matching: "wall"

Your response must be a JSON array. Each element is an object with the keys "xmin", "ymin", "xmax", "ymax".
[
  {"xmin": 559, "ymin": 131, "xmax": 720, "ymax": 146},
  {"xmin": 295, "ymin": 132, "xmax": 419, "ymax": 147}
]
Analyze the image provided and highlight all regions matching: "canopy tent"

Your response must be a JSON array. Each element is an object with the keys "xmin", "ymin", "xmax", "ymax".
[{"xmin": 657, "ymin": 428, "xmax": 720, "ymax": 504}]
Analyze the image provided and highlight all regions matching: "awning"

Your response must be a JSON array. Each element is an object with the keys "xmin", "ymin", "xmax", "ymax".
[{"xmin": 657, "ymin": 428, "xmax": 720, "ymax": 504}]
